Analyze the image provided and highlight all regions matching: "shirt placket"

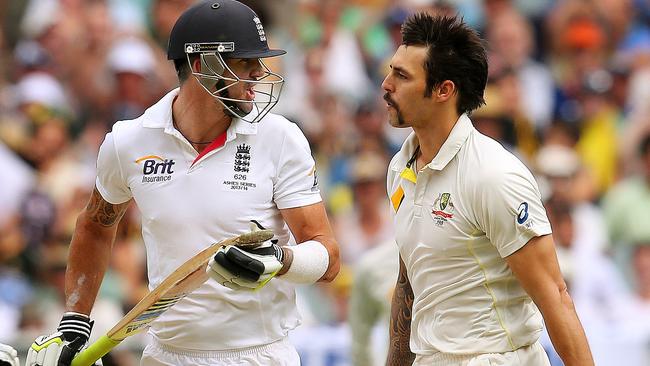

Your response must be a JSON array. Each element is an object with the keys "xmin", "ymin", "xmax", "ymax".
[
  {"xmin": 164, "ymin": 126, "xmax": 236, "ymax": 174},
  {"xmin": 413, "ymin": 168, "xmax": 431, "ymax": 219}
]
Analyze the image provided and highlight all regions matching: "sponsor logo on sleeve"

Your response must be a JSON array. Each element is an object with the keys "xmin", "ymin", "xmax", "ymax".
[
  {"xmin": 517, "ymin": 202, "xmax": 534, "ymax": 228},
  {"xmin": 308, "ymin": 165, "xmax": 318, "ymax": 192}
]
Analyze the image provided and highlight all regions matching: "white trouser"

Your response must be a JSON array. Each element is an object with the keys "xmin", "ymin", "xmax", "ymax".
[
  {"xmin": 414, "ymin": 341, "xmax": 551, "ymax": 366},
  {"xmin": 141, "ymin": 337, "xmax": 301, "ymax": 366}
]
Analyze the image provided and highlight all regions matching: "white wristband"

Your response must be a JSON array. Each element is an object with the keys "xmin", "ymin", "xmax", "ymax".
[{"xmin": 280, "ymin": 240, "xmax": 329, "ymax": 284}]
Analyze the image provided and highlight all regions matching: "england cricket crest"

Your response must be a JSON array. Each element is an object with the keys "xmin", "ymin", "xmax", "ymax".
[
  {"xmin": 222, "ymin": 143, "xmax": 257, "ymax": 191},
  {"xmin": 253, "ymin": 17, "xmax": 267, "ymax": 42},
  {"xmin": 234, "ymin": 144, "xmax": 251, "ymax": 173},
  {"xmin": 431, "ymin": 192, "xmax": 454, "ymax": 226}
]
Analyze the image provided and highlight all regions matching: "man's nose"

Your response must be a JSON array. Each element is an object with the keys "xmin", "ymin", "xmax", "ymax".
[
  {"xmin": 250, "ymin": 60, "xmax": 264, "ymax": 79},
  {"xmin": 381, "ymin": 75, "xmax": 393, "ymax": 92}
]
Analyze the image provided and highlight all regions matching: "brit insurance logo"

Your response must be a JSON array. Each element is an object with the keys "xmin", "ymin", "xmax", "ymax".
[
  {"xmin": 136, "ymin": 155, "xmax": 175, "ymax": 183},
  {"xmin": 431, "ymin": 192, "xmax": 455, "ymax": 226},
  {"xmin": 223, "ymin": 144, "xmax": 257, "ymax": 191}
]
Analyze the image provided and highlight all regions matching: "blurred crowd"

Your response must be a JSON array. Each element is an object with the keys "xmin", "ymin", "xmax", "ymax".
[{"xmin": 1, "ymin": 0, "xmax": 650, "ymax": 365}]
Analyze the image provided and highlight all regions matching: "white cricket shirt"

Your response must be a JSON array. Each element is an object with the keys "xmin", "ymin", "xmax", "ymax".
[
  {"xmin": 387, "ymin": 114, "xmax": 552, "ymax": 355},
  {"xmin": 95, "ymin": 89, "xmax": 321, "ymax": 350}
]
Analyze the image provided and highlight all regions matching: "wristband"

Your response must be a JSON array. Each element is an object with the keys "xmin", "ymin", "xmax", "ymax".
[
  {"xmin": 58, "ymin": 312, "xmax": 92, "ymax": 342},
  {"xmin": 280, "ymin": 240, "xmax": 329, "ymax": 284}
]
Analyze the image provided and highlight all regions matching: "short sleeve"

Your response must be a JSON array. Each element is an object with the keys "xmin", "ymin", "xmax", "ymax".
[
  {"xmin": 473, "ymin": 163, "xmax": 552, "ymax": 257},
  {"xmin": 273, "ymin": 123, "xmax": 322, "ymax": 209},
  {"xmin": 95, "ymin": 132, "xmax": 132, "ymax": 204}
]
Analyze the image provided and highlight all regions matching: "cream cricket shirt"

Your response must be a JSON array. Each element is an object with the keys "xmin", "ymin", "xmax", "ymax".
[
  {"xmin": 387, "ymin": 114, "xmax": 552, "ymax": 355},
  {"xmin": 95, "ymin": 89, "xmax": 321, "ymax": 350}
]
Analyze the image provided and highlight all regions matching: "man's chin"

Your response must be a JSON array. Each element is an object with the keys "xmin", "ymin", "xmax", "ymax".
[
  {"xmin": 234, "ymin": 102, "xmax": 254, "ymax": 116},
  {"xmin": 388, "ymin": 118, "xmax": 409, "ymax": 128}
]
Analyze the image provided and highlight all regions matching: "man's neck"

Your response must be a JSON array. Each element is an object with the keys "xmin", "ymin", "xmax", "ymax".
[
  {"xmin": 412, "ymin": 110, "xmax": 460, "ymax": 169},
  {"xmin": 172, "ymin": 87, "xmax": 232, "ymax": 147}
]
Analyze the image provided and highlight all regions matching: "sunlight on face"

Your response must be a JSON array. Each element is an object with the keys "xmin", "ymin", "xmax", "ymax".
[
  {"xmin": 219, "ymin": 58, "xmax": 265, "ymax": 114},
  {"xmin": 381, "ymin": 45, "xmax": 429, "ymax": 128}
]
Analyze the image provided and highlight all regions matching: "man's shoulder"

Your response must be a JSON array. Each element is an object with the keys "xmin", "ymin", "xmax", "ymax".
[
  {"xmin": 458, "ymin": 132, "xmax": 536, "ymax": 192},
  {"xmin": 258, "ymin": 113, "xmax": 308, "ymax": 143},
  {"xmin": 111, "ymin": 89, "xmax": 176, "ymax": 135},
  {"xmin": 466, "ymin": 131, "xmax": 513, "ymax": 159},
  {"xmin": 259, "ymin": 112, "xmax": 299, "ymax": 131},
  {"xmin": 111, "ymin": 116, "xmax": 146, "ymax": 133},
  {"xmin": 465, "ymin": 132, "xmax": 530, "ymax": 176},
  {"xmin": 108, "ymin": 116, "xmax": 150, "ymax": 145}
]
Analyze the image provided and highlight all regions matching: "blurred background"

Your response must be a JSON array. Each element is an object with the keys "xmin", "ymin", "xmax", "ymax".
[{"xmin": 1, "ymin": 0, "xmax": 650, "ymax": 365}]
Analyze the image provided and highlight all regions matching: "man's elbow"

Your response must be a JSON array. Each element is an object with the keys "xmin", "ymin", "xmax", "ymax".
[
  {"xmin": 535, "ymin": 278, "xmax": 576, "ymax": 313},
  {"xmin": 74, "ymin": 209, "xmax": 117, "ymax": 241},
  {"xmin": 557, "ymin": 280, "xmax": 575, "ymax": 307},
  {"xmin": 319, "ymin": 239, "xmax": 340, "ymax": 283}
]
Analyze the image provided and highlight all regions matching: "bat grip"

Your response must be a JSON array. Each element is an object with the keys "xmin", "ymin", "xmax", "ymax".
[{"xmin": 71, "ymin": 335, "xmax": 121, "ymax": 366}]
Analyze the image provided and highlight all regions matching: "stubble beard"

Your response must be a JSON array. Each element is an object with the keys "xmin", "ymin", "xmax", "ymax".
[
  {"xmin": 214, "ymin": 87, "xmax": 254, "ymax": 117},
  {"xmin": 389, "ymin": 103, "xmax": 408, "ymax": 127},
  {"xmin": 384, "ymin": 93, "xmax": 408, "ymax": 127}
]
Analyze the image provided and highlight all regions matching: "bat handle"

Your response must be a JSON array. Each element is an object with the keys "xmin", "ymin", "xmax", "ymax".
[{"xmin": 71, "ymin": 335, "xmax": 121, "ymax": 366}]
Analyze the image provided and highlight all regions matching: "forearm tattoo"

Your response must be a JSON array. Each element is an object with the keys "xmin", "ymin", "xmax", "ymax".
[
  {"xmin": 86, "ymin": 188, "xmax": 129, "ymax": 227},
  {"xmin": 387, "ymin": 258, "xmax": 415, "ymax": 365}
]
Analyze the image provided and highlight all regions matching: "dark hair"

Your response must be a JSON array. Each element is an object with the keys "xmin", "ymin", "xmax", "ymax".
[
  {"xmin": 173, "ymin": 57, "xmax": 193, "ymax": 83},
  {"xmin": 401, "ymin": 13, "xmax": 488, "ymax": 114}
]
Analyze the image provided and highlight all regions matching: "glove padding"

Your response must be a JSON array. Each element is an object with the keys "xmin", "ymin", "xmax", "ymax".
[
  {"xmin": 208, "ymin": 221, "xmax": 284, "ymax": 290},
  {"xmin": 25, "ymin": 312, "xmax": 97, "ymax": 366},
  {"xmin": 0, "ymin": 343, "xmax": 20, "ymax": 366}
]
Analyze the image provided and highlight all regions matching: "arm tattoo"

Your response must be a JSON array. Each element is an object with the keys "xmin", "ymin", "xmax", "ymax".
[
  {"xmin": 386, "ymin": 257, "xmax": 415, "ymax": 365},
  {"xmin": 86, "ymin": 188, "xmax": 129, "ymax": 227}
]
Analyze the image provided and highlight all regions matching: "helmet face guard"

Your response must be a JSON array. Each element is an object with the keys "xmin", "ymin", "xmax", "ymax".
[{"xmin": 185, "ymin": 42, "xmax": 284, "ymax": 124}]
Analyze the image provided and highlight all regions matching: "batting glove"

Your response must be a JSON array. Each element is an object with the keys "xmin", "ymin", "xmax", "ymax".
[
  {"xmin": 0, "ymin": 343, "xmax": 19, "ymax": 366},
  {"xmin": 208, "ymin": 221, "xmax": 284, "ymax": 290},
  {"xmin": 25, "ymin": 312, "xmax": 99, "ymax": 366}
]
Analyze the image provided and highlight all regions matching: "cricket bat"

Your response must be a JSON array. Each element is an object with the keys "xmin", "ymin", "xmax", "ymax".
[{"xmin": 70, "ymin": 229, "xmax": 274, "ymax": 366}]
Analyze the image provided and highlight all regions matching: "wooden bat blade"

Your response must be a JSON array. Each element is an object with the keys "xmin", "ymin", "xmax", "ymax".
[{"xmin": 70, "ymin": 229, "xmax": 273, "ymax": 366}]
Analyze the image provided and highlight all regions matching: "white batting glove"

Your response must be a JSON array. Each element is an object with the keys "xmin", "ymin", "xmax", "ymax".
[
  {"xmin": 207, "ymin": 221, "xmax": 284, "ymax": 290},
  {"xmin": 25, "ymin": 312, "xmax": 99, "ymax": 366},
  {"xmin": 0, "ymin": 343, "xmax": 19, "ymax": 366}
]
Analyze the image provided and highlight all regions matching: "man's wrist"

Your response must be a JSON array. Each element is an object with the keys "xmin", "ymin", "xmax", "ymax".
[
  {"xmin": 58, "ymin": 312, "xmax": 93, "ymax": 342},
  {"xmin": 277, "ymin": 240, "xmax": 329, "ymax": 284},
  {"xmin": 278, "ymin": 246, "xmax": 293, "ymax": 275}
]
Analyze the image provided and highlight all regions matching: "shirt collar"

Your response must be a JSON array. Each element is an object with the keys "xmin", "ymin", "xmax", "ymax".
[
  {"xmin": 389, "ymin": 113, "xmax": 474, "ymax": 172},
  {"xmin": 141, "ymin": 87, "xmax": 259, "ymax": 136},
  {"xmin": 427, "ymin": 113, "xmax": 473, "ymax": 171},
  {"xmin": 390, "ymin": 131, "xmax": 419, "ymax": 172},
  {"xmin": 229, "ymin": 114, "xmax": 258, "ymax": 135},
  {"xmin": 142, "ymin": 88, "xmax": 177, "ymax": 129}
]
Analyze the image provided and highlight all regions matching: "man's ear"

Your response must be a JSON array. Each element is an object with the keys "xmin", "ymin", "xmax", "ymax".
[
  {"xmin": 436, "ymin": 80, "xmax": 456, "ymax": 102},
  {"xmin": 191, "ymin": 56, "xmax": 203, "ymax": 73}
]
